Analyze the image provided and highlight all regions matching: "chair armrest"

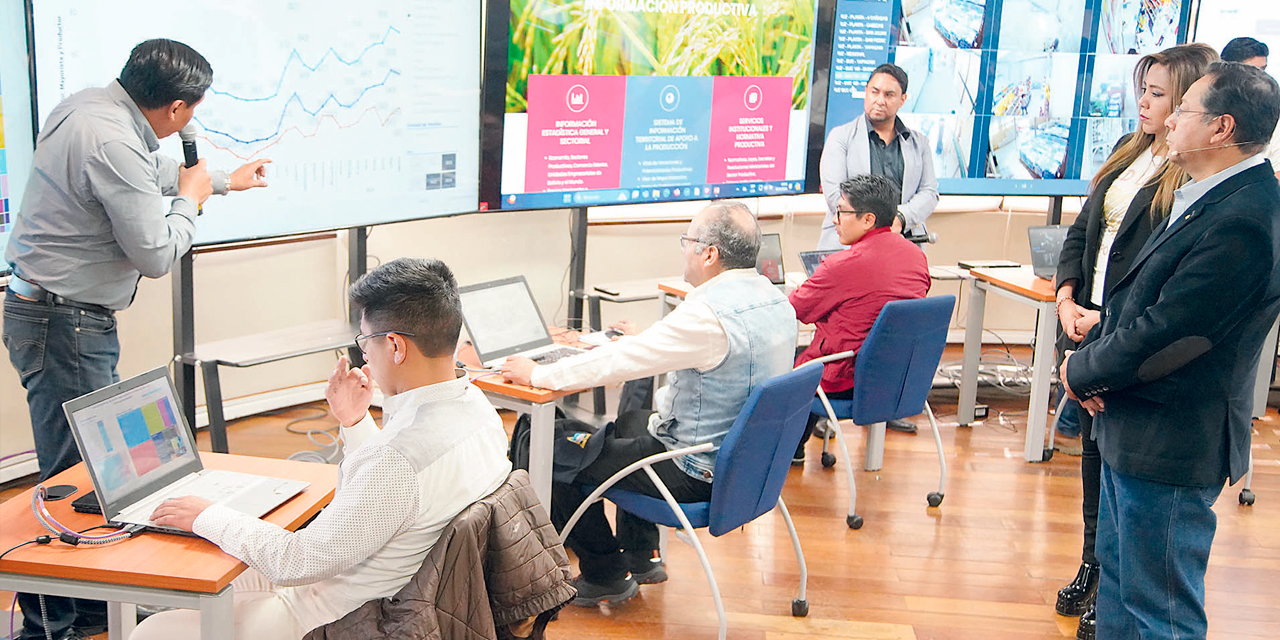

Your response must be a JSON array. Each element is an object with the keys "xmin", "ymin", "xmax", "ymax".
[
  {"xmin": 558, "ymin": 442, "xmax": 714, "ymax": 542},
  {"xmin": 588, "ymin": 442, "xmax": 714, "ymax": 496},
  {"xmin": 794, "ymin": 350, "xmax": 856, "ymax": 371}
]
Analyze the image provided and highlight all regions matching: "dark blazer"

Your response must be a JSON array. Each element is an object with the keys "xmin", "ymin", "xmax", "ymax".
[
  {"xmin": 1066, "ymin": 161, "xmax": 1280, "ymax": 487},
  {"xmin": 1056, "ymin": 156, "xmax": 1161, "ymax": 310}
]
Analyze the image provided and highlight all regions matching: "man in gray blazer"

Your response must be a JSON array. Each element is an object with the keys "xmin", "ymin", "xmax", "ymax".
[{"xmin": 818, "ymin": 63, "xmax": 939, "ymax": 251}]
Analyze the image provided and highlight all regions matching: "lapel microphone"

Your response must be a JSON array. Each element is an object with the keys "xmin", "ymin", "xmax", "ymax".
[{"xmin": 1168, "ymin": 141, "xmax": 1257, "ymax": 158}]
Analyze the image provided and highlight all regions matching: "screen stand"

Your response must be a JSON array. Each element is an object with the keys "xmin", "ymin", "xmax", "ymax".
[
  {"xmin": 173, "ymin": 251, "xmax": 198, "ymax": 440},
  {"xmin": 347, "ymin": 226, "xmax": 368, "ymax": 366},
  {"xmin": 568, "ymin": 206, "xmax": 588, "ymax": 331},
  {"xmin": 1047, "ymin": 196, "xmax": 1064, "ymax": 225}
]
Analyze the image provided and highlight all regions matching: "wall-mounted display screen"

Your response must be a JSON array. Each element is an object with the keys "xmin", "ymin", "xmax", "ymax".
[
  {"xmin": 30, "ymin": 0, "xmax": 482, "ymax": 246},
  {"xmin": 819, "ymin": 0, "xmax": 1190, "ymax": 196},
  {"xmin": 483, "ymin": 0, "xmax": 821, "ymax": 211},
  {"xmin": 0, "ymin": 0, "xmax": 35, "ymax": 273}
]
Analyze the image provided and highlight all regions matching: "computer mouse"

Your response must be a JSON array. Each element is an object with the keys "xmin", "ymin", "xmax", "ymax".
[{"xmin": 604, "ymin": 328, "xmax": 624, "ymax": 339}]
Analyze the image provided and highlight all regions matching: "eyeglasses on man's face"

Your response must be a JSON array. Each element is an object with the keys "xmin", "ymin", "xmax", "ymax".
[
  {"xmin": 679, "ymin": 234, "xmax": 716, "ymax": 249},
  {"xmin": 1171, "ymin": 105, "xmax": 1219, "ymax": 121},
  {"xmin": 353, "ymin": 330, "xmax": 415, "ymax": 354},
  {"xmin": 835, "ymin": 208, "xmax": 871, "ymax": 222}
]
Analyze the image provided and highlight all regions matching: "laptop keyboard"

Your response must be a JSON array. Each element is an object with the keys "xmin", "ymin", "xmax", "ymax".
[{"xmin": 530, "ymin": 347, "xmax": 585, "ymax": 364}]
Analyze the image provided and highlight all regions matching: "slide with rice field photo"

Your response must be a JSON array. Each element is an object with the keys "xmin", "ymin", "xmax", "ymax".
[{"xmin": 497, "ymin": 0, "xmax": 819, "ymax": 209}]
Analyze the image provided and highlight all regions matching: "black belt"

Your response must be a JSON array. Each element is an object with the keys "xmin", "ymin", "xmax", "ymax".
[{"xmin": 7, "ymin": 275, "xmax": 115, "ymax": 316}]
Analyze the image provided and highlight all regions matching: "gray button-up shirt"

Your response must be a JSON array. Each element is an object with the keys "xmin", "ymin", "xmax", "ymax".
[{"xmin": 5, "ymin": 81, "xmax": 227, "ymax": 310}]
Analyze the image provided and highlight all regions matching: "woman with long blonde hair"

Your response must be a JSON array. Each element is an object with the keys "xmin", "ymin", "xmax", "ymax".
[{"xmin": 1052, "ymin": 42, "xmax": 1218, "ymax": 640}]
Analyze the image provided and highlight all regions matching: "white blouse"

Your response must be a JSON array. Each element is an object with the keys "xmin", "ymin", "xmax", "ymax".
[{"xmin": 1092, "ymin": 146, "xmax": 1164, "ymax": 306}]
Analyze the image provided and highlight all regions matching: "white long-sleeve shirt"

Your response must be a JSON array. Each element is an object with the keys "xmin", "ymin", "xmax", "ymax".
[
  {"xmin": 531, "ymin": 269, "xmax": 760, "ymax": 428},
  {"xmin": 192, "ymin": 372, "xmax": 511, "ymax": 633}
]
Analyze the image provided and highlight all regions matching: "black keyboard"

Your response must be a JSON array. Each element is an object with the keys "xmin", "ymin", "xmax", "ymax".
[{"xmin": 530, "ymin": 347, "xmax": 584, "ymax": 364}]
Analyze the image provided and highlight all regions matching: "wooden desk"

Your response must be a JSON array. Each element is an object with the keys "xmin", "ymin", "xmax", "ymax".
[
  {"xmin": 956, "ymin": 266, "xmax": 1057, "ymax": 462},
  {"xmin": 0, "ymin": 453, "xmax": 337, "ymax": 639},
  {"xmin": 458, "ymin": 331, "xmax": 588, "ymax": 510}
]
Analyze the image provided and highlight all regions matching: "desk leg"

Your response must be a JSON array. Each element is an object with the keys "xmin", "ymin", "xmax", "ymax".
[
  {"xmin": 527, "ymin": 402, "xmax": 557, "ymax": 511},
  {"xmin": 200, "ymin": 360, "xmax": 229, "ymax": 454},
  {"xmin": 958, "ymin": 281, "xmax": 987, "ymax": 425},
  {"xmin": 1024, "ymin": 302, "xmax": 1057, "ymax": 463},
  {"xmin": 864, "ymin": 422, "xmax": 885, "ymax": 471},
  {"xmin": 108, "ymin": 602, "xmax": 137, "ymax": 639},
  {"xmin": 199, "ymin": 586, "xmax": 234, "ymax": 640}
]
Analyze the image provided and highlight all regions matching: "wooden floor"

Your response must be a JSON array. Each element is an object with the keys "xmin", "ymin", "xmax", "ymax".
[{"xmin": 3, "ymin": 349, "xmax": 1279, "ymax": 640}]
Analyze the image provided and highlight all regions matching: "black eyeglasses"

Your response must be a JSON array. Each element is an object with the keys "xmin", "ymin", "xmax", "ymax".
[
  {"xmin": 679, "ymin": 234, "xmax": 716, "ymax": 249},
  {"xmin": 353, "ymin": 330, "xmax": 415, "ymax": 353},
  {"xmin": 835, "ymin": 208, "xmax": 869, "ymax": 222}
]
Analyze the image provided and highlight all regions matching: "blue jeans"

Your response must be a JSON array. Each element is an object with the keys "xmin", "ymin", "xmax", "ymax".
[
  {"xmin": 3, "ymin": 289, "xmax": 119, "ymax": 638},
  {"xmin": 1096, "ymin": 460, "xmax": 1222, "ymax": 640}
]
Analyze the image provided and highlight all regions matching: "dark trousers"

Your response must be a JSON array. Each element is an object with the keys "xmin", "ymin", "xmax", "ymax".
[
  {"xmin": 1095, "ymin": 460, "xmax": 1222, "ymax": 640},
  {"xmin": 551, "ymin": 410, "xmax": 713, "ymax": 584},
  {"xmin": 796, "ymin": 387, "xmax": 856, "ymax": 458},
  {"xmin": 1080, "ymin": 410, "xmax": 1100, "ymax": 566},
  {"xmin": 3, "ymin": 291, "xmax": 115, "ymax": 638}
]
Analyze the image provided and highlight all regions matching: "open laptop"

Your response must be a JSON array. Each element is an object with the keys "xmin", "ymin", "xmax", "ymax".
[
  {"xmin": 1028, "ymin": 225, "xmax": 1070, "ymax": 280},
  {"xmin": 62, "ymin": 367, "xmax": 310, "ymax": 535},
  {"xmin": 458, "ymin": 276, "xmax": 586, "ymax": 368},
  {"xmin": 798, "ymin": 249, "xmax": 840, "ymax": 277},
  {"xmin": 755, "ymin": 233, "xmax": 785, "ymax": 285}
]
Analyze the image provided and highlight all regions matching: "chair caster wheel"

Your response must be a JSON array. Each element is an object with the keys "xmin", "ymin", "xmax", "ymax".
[
  {"xmin": 927, "ymin": 492, "xmax": 944, "ymax": 507},
  {"xmin": 1041, "ymin": 448, "xmax": 1055, "ymax": 462},
  {"xmin": 846, "ymin": 514, "xmax": 863, "ymax": 529},
  {"xmin": 1239, "ymin": 489, "xmax": 1256, "ymax": 506},
  {"xmin": 791, "ymin": 599, "xmax": 809, "ymax": 617},
  {"xmin": 821, "ymin": 452, "xmax": 836, "ymax": 468}
]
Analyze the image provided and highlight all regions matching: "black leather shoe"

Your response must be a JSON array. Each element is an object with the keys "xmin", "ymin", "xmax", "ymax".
[
  {"xmin": 1056, "ymin": 562, "xmax": 1099, "ymax": 616},
  {"xmin": 886, "ymin": 418, "xmax": 918, "ymax": 434},
  {"xmin": 1076, "ymin": 601, "xmax": 1096, "ymax": 640}
]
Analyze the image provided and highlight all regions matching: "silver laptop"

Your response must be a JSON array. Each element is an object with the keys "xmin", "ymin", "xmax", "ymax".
[
  {"xmin": 63, "ymin": 367, "xmax": 310, "ymax": 534},
  {"xmin": 458, "ymin": 276, "xmax": 586, "ymax": 368},
  {"xmin": 755, "ymin": 233, "xmax": 785, "ymax": 285},
  {"xmin": 798, "ymin": 249, "xmax": 840, "ymax": 277},
  {"xmin": 1028, "ymin": 225, "xmax": 1070, "ymax": 280}
]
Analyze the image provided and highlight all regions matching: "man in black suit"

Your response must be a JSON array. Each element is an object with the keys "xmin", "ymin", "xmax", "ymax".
[{"xmin": 1061, "ymin": 61, "xmax": 1280, "ymax": 640}]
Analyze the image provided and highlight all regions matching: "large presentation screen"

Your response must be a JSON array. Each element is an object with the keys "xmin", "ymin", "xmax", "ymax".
[
  {"xmin": 485, "ymin": 0, "xmax": 820, "ymax": 211},
  {"xmin": 30, "ymin": 0, "xmax": 481, "ymax": 246},
  {"xmin": 820, "ymin": 0, "xmax": 1189, "ymax": 196},
  {"xmin": 0, "ymin": 0, "xmax": 35, "ymax": 273},
  {"xmin": 1192, "ymin": 2, "xmax": 1280, "ymax": 82}
]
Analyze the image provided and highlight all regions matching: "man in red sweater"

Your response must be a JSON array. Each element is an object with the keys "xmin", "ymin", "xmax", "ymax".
[{"xmin": 790, "ymin": 174, "xmax": 931, "ymax": 462}]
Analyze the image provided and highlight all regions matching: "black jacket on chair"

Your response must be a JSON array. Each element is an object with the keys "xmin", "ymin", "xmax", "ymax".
[{"xmin": 1066, "ymin": 161, "xmax": 1280, "ymax": 487}]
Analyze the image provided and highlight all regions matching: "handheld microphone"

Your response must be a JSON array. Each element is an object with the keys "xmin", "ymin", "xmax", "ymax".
[
  {"xmin": 178, "ymin": 124, "xmax": 203, "ymax": 215},
  {"xmin": 179, "ymin": 123, "xmax": 199, "ymax": 168}
]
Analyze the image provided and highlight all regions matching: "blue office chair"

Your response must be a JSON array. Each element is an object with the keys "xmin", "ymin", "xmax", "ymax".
[
  {"xmin": 559, "ymin": 364, "xmax": 821, "ymax": 640},
  {"xmin": 810, "ymin": 296, "xmax": 956, "ymax": 528}
]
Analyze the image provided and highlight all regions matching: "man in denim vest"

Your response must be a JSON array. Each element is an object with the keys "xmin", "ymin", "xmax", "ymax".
[{"xmin": 502, "ymin": 201, "xmax": 797, "ymax": 606}]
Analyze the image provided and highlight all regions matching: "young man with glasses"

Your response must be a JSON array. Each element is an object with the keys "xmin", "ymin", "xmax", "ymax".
[
  {"xmin": 136, "ymin": 258, "xmax": 512, "ymax": 640},
  {"xmin": 787, "ymin": 174, "xmax": 931, "ymax": 463},
  {"xmin": 1061, "ymin": 61, "xmax": 1280, "ymax": 640},
  {"xmin": 502, "ymin": 201, "xmax": 797, "ymax": 606}
]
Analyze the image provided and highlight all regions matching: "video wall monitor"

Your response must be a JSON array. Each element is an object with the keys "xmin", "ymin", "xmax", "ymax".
[
  {"xmin": 816, "ymin": 0, "xmax": 1191, "ymax": 196},
  {"xmin": 481, "ymin": 0, "xmax": 822, "ymax": 211},
  {"xmin": 29, "ymin": 0, "xmax": 482, "ymax": 246},
  {"xmin": 1191, "ymin": 2, "xmax": 1280, "ymax": 83},
  {"xmin": 0, "ymin": 0, "xmax": 35, "ymax": 273}
]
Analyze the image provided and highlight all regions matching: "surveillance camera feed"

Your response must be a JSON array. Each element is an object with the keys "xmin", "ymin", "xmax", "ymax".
[{"xmin": 823, "ymin": 0, "xmax": 1187, "ymax": 195}]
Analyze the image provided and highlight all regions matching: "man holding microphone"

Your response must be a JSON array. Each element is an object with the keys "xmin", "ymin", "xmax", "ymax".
[{"xmin": 2, "ymin": 38, "xmax": 269, "ymax": 640}]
